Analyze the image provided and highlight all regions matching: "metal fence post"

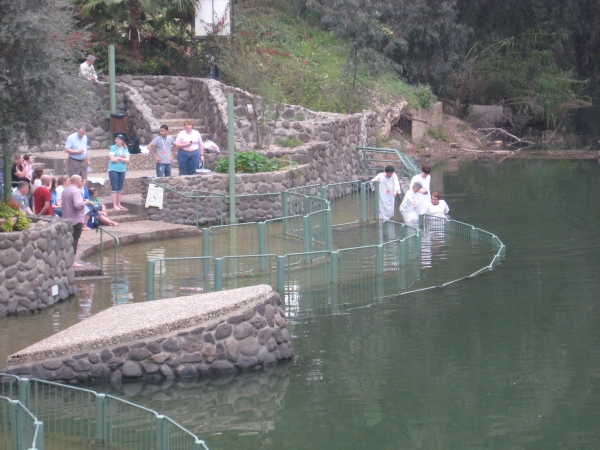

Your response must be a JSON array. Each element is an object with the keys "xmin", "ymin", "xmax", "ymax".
[
  {"xmin": 156, "ymin": 415, "xmax": 169, "ymax": 450},
  {"xmin": 376, "ymin": 245, "xmax": 384, "ymax": 276},
  {"xmin": 360, "ymin": 183, "xmax": 367, "ymax": 223},
  {"xmin": 276, "ymin": 256, "xmax": 285, "ymax": 292},
  {"xmin": 303, "ymin": 215, "xmax": 311, "ymax": 263},
  {"xmin": 202, "ymin": 228, "xmax": 210, "ymax": 257},
  {"xmin": 18, "ymin": 378, "xmax": 29, "ymax": 409},
  {"xmin": 34, "ymin": 420, "xmax": 44, "ymax": 450},
  {"xmin": 96, "ymin": 394, "xmax": 106, "ymax": 443},
  {"xmin": 99, "ymin": 228, "xmax": 104, "ymax": 271},
  {"xmin": 320, "ymin": 186, "xmax": 328, "ymax": 200},
  {"xmin": 258, "ymin": 222, "xmax": 266, "ymax": 271},
  {"xmin": 146, "ymin": 260, "xmax": 155, "ymax": 301},
  {"xmin": 214, "ymin": 258, "xmax": 222, "ymax": 292},
  {"xmin": 326, "ymin": 208, "xmax": 333, "ymax": 251},
  {"xmin": 330, "ymin": 251, "xmax": 338, "ymax": 284},
  {"xmin": 10, "ymin": 400, "xmax": 20, "ymax": 450},
  {"xmin": 373, "ymin": 182, "xmax": 380, "ymax": 221}
]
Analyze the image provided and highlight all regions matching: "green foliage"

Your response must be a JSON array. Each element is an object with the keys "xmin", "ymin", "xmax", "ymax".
[
  {"xmin": 0, "ymin": 0, "xmax": 98, "ymax": 200},
  {"xmin": 215, "ymin": 151, "xmax": 296, "ymax": 173},
  {"xmin": 276, "ymin": 137, "xmax": 304, "ymax": 147},
  {"xmin": 457, "ymin": 122, "xmax": 470, "ymax": 132},
  {"xmin": 296, "ymin": 114, "xmax": 306, "ymax": 121},
  {"xmin": 219, "ymin": 0, "xmax": 433, "ymax": 115},
  {"xmin": 0, "ymin": 201, "xmax": 30, "ymax": 232},
  {"xmin": 453, "ymin": 39, "xmax": 588, "ymax": 127},
  {"xmin": 428, "ymin": 125, "xmax": 449, "ymax": 142}
]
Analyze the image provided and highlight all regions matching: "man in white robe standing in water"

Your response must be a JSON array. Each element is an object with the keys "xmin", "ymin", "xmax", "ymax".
[
  {"xmin": 410, "ymin": 166, "xmax": 432, "ymax": 215},
  {"xmin": 371, "ymin": 165, "xmax": 400, "ymax": 220}
]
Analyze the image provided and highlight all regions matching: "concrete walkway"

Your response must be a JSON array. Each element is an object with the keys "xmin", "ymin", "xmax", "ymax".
[
  {"xmin": 73, "ymin": 219, "xmax": 202, "ymax": 277},
  {"xmin": 8, "ymin": 285, "xmax": 272, "ymax": 364}
]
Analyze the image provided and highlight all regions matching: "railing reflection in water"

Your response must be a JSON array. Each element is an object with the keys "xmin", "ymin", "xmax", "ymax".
[{"xmin": 0, "ymin": 374, "xmax": 209, "ymax": 450}]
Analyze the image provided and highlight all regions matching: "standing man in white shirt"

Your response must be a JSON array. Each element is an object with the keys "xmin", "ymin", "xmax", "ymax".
[
  {"xmin": 79, "ymin": 55, "xmax": 99, "ymax": 82},
  {"xmin": 64, "ymin": 125, "xmax": 91, "ymax": 178}
]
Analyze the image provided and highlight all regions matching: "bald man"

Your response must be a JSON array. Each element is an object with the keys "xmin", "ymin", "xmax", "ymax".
[
  {"xmin": 32, "ymin": 174, "xmax": 53, "ymax": 215},
  {"xmin": 61, "ymin": 175, "xmax": 87, "ymax": 265}
]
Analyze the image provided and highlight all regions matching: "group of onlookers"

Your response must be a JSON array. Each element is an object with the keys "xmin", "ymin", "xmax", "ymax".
[{"xmin": 372, "ymin": 165, "xmax": 450, "ymax": 225}]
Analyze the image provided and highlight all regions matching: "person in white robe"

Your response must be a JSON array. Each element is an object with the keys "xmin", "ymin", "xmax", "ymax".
[
  {"xmin": 371, "ymin": 165, "xmax": 400, "ymax": 220},
  {"xmin": 424, "ymin": 192, "xmax": 450, "ymax": 218},
  {"xmin": 410, "ymin": 166, "xmax": 432, "ymax": 215},
  {"xmin": 399, "ymin": 181, "xmax": 422, "ymax": 225}
]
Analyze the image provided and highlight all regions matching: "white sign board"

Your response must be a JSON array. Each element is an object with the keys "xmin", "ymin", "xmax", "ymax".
[
  {"xmin": 194, "ymin": 0, "xmax": 231, "ymax": 37},
  {"xmin": 145, "ymin": 184, "xmax": 164, "ymax": 209}
]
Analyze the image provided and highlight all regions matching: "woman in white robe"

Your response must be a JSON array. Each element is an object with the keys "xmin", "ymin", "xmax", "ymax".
[
  {"xmin": 399, "ymin": 181, "xmax": 422, "ymax": 225},
  {"xmin": 371, "ymin": 165, "xmax": 400, "ymax": 220},
  {"xmin": 424, "ymin": 192, "xmax": 450, "ymax": 218},
  {"xmin": 410, "ymin": 166, "xmax": 432, "ymax": 215}
]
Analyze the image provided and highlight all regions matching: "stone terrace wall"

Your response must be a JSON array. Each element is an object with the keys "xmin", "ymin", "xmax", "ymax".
[
  {"xmin": 5, "ymin": 288, "xmax": 292, "ymax": 383},
  {"xmin": 36, "ymin": 76, "xmax": 376, "ymax": 155},
  {"xmin": 0, "ymin": 218, "xmax": 75, "ymax": 317},
  {"xmin": 141, "ymin": 138, "xmax": 369, "ymax": 225}
]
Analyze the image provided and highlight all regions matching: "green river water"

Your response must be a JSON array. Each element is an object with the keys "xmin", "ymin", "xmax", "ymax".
[{"xmin": 2, "ymin": 157, "xmax": 600, "ymax": 449}]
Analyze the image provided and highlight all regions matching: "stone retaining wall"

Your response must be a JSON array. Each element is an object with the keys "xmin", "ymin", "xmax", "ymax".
[
  {"xmin": 142, "ymin": 137, "xmax": 370, "ymax": 225},
  {"xmin": 0, "ymin": 217, "xmax": 75, "ymax": 317},
  {"xmin": 5, "ymin": 286, "xmax": 292, "ymax": 382}
]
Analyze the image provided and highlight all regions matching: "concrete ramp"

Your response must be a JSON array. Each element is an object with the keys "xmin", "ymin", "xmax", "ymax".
[{"xmin": 6, "ymin": 285, "xmax": 293, "ymax": 382}]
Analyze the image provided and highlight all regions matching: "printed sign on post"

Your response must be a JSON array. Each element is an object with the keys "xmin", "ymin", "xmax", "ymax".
[{"xmin": 145, "ymin": 183, "xmax": 164, "ymax": 209}]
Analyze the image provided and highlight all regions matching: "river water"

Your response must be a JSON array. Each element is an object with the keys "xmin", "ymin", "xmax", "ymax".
[{"xmin": 3, "ymin": 157, "xmax": 600, "ymax": 449}]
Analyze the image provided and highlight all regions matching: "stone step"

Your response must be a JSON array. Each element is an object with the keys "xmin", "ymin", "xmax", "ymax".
[
  {"xmin": 31, "ymin": 150, "xmax": 158, "ymax": 176},
  {"xmin": 87, "ymin": 169, "xmax": 156, "ymax": 196},
  {"xmin": 104, "ymin": 213, "xmax": 141, "ymax": 224}
]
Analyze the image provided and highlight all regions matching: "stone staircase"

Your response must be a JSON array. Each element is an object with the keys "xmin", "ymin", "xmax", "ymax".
[{"xmin": 30, "ymin": 119, "xmax": 216, "ymax": 198}]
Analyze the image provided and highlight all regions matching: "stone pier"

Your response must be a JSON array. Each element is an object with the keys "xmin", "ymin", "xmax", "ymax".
[{"xmin": 4, "ymin": 285, "xmax": 293, "ymax": 383}]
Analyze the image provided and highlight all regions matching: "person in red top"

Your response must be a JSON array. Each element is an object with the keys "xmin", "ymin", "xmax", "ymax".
[{"xmin": 32, "ymin": 174, "xmax": 53, "ymax": 215}]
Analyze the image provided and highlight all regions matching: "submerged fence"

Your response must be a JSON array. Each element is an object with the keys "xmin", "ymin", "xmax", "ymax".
[{"xmin": 0, "ymin": 374, "xmax": 209, "ymax": 450}]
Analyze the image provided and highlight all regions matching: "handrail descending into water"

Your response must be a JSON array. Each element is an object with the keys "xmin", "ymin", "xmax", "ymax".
[
  {"xmin": 0, "ymin": 394, "xmax": 44, "ymax": 450},
  {"xmin": 96, "ymin": 226, "xmax": 121, "ymax": 304},
  {"xmin": 357, "ymin": 146, "xmax": 421, "ymax": 180},
  {"xmin": 0, "ymin": 373, "xmax": 209, "ymax": 450}
]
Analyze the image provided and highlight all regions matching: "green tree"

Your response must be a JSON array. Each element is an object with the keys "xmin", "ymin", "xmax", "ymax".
[
  {"xmin": 75, "ymin": 0, "xmax": 196, "ymax": 62},
  {"xmin": 305, "ymin": 0, "xmax": 470, "ymax": 94},
  {"xmin": 0, "ymin": 0, "xmax": 97, "ymax": 200}
]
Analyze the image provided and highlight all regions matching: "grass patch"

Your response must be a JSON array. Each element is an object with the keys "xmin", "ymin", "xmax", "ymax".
[
  {"xmin": 428, "ymin": 124, "xmax": 449, "ymax": 142},
  {"xmin": 276, "ymin": 137, "xmax": 304, "ymax": 147}
]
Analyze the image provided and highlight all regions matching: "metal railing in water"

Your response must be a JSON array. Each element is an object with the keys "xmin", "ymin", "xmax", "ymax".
[
  {"xmin": 0, "ymin": 374, "xmax": 209, "ymax": 450},
  {"xmin": 1, "ymin": 394, "xmax": 43, "ymax": 450},
  {"xmin": 357, "ymin": 146, "xmax": 421, "ymax": 180},
  {"xmin": 147, "ymin": 181, "xmax": 383, "ymax": 300}
]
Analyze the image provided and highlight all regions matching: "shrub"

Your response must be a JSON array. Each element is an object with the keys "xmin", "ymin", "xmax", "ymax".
[
  {"xmin": 215, "ymin": 151, "xmax": 296, "ymax": 173},
  {"xmin": 0, "ymin": 201, "xmax": 31, "ymax": 232},
  {"xmin": 428, "ymin": 125, "xmax": 449, "ymax": 142}
]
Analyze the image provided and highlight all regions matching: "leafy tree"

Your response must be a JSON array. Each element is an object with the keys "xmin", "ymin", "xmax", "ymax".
[
  {"xmin": 0, "ymin": 0, "xmax": 98, "ymax": 200},
  {"xmin": 74, "ymin": 0, "xmax": 196, "ymax": 63},
  {"xmin": 305, "ymin": 0, "xmax": 471, "ymax": 95}
]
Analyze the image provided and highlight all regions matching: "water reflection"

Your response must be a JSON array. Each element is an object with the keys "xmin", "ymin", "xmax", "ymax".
[{"xmin": 94, "ymin": 364, "xmax": 292, "ymax": 436}]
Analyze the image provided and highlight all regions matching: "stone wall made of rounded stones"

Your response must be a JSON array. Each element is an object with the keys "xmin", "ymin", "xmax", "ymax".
[
  {"xmin": 5, "ymin": 292, "xmax": 292, "ymax": 383},
  {"xmin": 0, "ymin": 218, "xmax": 75, "ymax": 317},
  {"xmin": 141, "ymin": 137, "xmax": 373, "ymax": 226},
  {"xmin": 141, "ymin": 163, "xmax": 308, "ymax": 225}
]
